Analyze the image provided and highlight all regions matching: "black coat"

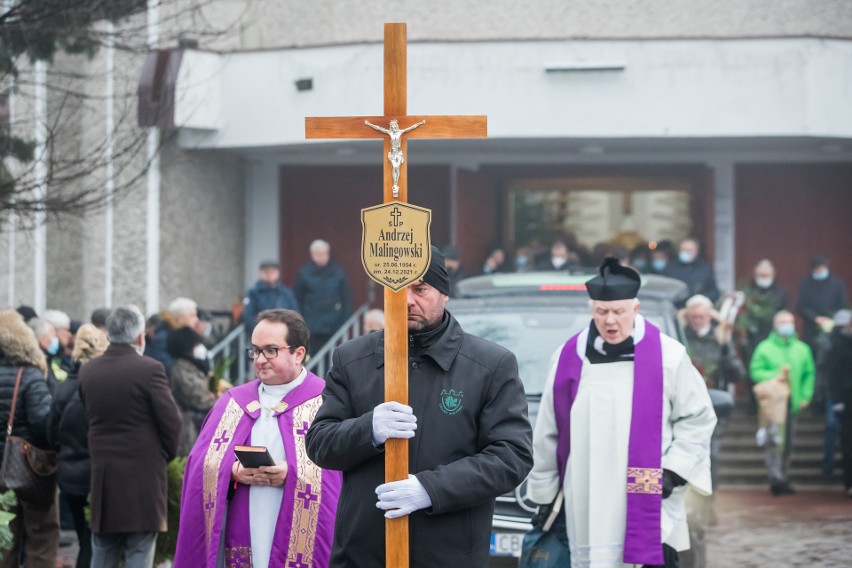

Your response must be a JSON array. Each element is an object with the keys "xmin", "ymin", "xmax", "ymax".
[
  {"xmin": 825, "ymin": 329, "xmax": 852, "ymax": 403},
  {"xmin": 294, "ymin": 260, "xmax": 352, "ymax": 337},
  {"xmin": 243, "ymin": 280, "xmax": 300, "ymax": 332},
  {"xmin": 0, "ymin": 365, "xmax": 52, "ymax": 456},
  {"xmin": 306, "ymin": 312, "xmax": 533, "ymax": 568},
  {"xmin": 796, "ymin": 274, "xmax": 848, "ymax": 346},
  {"xmin": 664, "ymin": 258, "xmax": 720, "ymax": 304},
  {"xmin": 47, "ymin": 370, "xmax": 90, "ymax": 495},
  {"xmin": 741, "ymin": 281, "xmax": 788, "ymax": 353}
]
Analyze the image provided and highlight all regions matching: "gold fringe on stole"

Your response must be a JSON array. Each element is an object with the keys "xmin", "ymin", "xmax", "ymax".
[
  {"xmin": 286, "ymin": 395, "xmax": 324, "ymax": 567},
  {"xmin": 202, "ymin": 398, "xmax": 245, "ymax": 546}
]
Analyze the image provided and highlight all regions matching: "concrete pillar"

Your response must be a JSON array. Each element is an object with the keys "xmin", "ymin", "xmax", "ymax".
[
  {"xmin": 712, "ymin": 160, "xmax": 736, "ymax": 294},
  {"xmin": 244, "ymin": 159, "xmax": 280, "ymax": 289}
]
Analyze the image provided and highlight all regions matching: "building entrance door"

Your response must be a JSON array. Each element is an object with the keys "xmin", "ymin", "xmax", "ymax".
[{"xmin": 504, "ymin": 175, "xmax": 709, "ymax": 264}]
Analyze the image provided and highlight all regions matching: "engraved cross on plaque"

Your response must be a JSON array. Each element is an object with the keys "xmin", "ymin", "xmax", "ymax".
[
  {"xmin": 305, "ymin": 22, "xmax": 486, "ymax": 568},
  {"xmin": 390, "ymin": 206, "xmax": 403, "ymax": 227}
]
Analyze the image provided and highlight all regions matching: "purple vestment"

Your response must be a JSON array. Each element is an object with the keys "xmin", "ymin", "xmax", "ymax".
[
  {"xmin": 553, "ymin": 322, "xmax": 664, "ymax": 566},
  {"xmin": 174, "ymin": 373, "xmax": 341, "ymax": 568}
]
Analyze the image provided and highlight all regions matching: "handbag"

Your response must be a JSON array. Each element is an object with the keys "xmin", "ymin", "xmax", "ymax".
[
  {"xmin": 519, "ymin": 489, "xmax": 571, "ymax": 568},
  {"xmin": 0, "ymin": 367, "xmax": 58, "ymax": 505}
]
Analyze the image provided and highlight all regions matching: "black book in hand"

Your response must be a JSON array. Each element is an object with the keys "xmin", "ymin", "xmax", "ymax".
[{"xmin": 234, "ymin": 445, "xmax": 276, "ymax": 468}]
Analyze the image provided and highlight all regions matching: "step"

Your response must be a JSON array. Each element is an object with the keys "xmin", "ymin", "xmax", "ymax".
[
  {"xmin": 725, "ymin": 421, "xmax": 828, "ymax": 434},
  {"xmin": 717, "ymin": 465, "xmax": 843, "ymax": 480},
  {"xmin": 721, "ymin": 438, "xmax": 837, "ymax": 451},
  {"xmin": 717, "ymin": 451, "xmax": 839, "ymax": 465}
]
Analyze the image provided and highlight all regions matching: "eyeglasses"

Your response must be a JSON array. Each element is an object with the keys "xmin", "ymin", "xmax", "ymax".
[{"xmin": 246, "ymin": 345, "xmax": 296, "ymax": 360}]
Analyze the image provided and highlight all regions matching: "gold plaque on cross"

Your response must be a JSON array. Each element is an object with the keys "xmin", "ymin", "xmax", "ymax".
[{"xmin": 361, "ymin": 202, "xmax": 432, "ymax": 292}]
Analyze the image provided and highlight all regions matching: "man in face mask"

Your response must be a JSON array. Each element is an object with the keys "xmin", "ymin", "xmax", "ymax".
[
  {"xmin": 28, "ymin": 317, "xmax": 66, "ymax": 392},
  {"xmin": 750, "ymin": 310, "xmax": 815, "ymax": 495},
  {"xmin": 796, "ymin": 254, "xmax": 849, "ymax": 353},
  {"xmin": 824, "ymin": 310, "xmax": 852, "ymax": 497},
  {"xmin": 740, "ymin": 260, "xmax": 789, "ymax": 365},
  {"xmin": 664, "ymin": 238, "xmax": 720, "ymax": 305}
]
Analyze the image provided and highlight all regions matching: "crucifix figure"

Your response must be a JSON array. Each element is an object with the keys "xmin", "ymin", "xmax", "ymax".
[
  {"xmin": 364, "ymin": 119, "xmax": 426, "ymax": 198},
  {"xmin": 305, "ymin": 23, "xmax": 486, "ymax": 568}
]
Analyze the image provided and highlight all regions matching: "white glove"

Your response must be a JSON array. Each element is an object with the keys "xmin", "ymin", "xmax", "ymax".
[
  {"xmin": 371, "ymin": 401, "xmax": 417, "ymax": 446},
  {"xmin": 375, "ymin": 474, "xmax": 432, "ymax": 518}
]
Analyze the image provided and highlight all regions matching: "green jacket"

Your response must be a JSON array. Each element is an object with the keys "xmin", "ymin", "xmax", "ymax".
[{"xmin": 750, "ymin": 332, "xmax": 815, "ymax": 414}]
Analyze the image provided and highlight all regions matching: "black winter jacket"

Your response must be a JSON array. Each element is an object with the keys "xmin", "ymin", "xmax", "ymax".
[
  {"xmin": 825, "ymin": 329, "xmax": 852, "ymax": 402},
  {"xmin": 294, "ymin": 260, "xmax": 352, "ymax": 336},
  {"xmin": 797, "ymin": 274, "xmax": 848, "ymax": 346},
  {"xmin": 664, "ymin": 258, "xmax": 720, "ymax": 304},
  {"xmin": 306, "ymin": 312, "xmax": 533, "ymax": 568},
  {"xmin": 0, "ymin": 364, "xmax": 52, "ymax": 456},
  {"xmin": 47, "ymin": 371, "xmax": 90, "ymax": 495}
]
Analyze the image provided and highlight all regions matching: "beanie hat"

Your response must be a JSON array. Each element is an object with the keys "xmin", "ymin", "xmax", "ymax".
[{"xmin": 421, "ymin": 246, "xmax": 451, "ymax": 296}]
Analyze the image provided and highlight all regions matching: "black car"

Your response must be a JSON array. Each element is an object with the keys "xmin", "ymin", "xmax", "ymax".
[{"xmin": 447, "ymin": 271, "xmax": 688, "ymax": 561}]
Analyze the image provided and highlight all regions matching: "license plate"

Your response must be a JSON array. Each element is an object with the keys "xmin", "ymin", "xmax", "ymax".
[{"xmin": 490, "ymin": 531, "xmax": 523, "ymax": 557}]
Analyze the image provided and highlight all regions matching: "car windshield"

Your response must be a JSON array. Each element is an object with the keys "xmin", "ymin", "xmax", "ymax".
[{"xmin": 451, "ymin": 307, "xmax": 670, "ymax": 396}]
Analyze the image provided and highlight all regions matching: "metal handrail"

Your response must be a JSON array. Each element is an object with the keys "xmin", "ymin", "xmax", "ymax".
[
  {"xmin": 306, "ymin": 303, "xmax": 371, "ymax": 378},
  {"xmin": 208, "ymin": 302, "xmax": 372, "ymax": 383},
  {"xmin": 208, "ymin": 324, "xmax": 250, "ymax": 384}
]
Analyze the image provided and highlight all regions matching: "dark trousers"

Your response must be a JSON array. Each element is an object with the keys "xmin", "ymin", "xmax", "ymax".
[
  {"xmin": 65, "ymin": 492, "xmax": 92, "ymax": 568},
  {"xmin": 91, "ymin": 532, "xmax": 157, "ymax": 568},
  {"xmin": 0, "ymin": 494, "xmax": 60, "ymax": 568},
  {"xmin": 840, "ymin": 392, "xmax": 852, "ymax": 490},
  {"xmin": 642, "ymin": 544, "xmax": 680, "ymax": 568}
]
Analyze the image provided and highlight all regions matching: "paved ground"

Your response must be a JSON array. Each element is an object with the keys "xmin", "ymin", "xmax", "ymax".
[
  {"xmin": 706, "ymin": 486, "xmax": 852, "ymax": 568},
  {"xmin": 56, "ymin": 487, "xmax": 852, "ymax": 567},
  {"xmin": 56, "ymin": 530, "xmax": 78, "ymax": 568},
  {"xmin": 490, "ymin": 485, "xmax": 852, "ymax": 568}
]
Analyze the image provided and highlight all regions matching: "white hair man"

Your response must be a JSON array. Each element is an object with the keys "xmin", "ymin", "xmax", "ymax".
[
  {"xmin": 681, "ymin": 294, "xmax": 743, "ymax": 566},
  {"xmin": 28, "ymin": 317, "xmax": 66, "ymax": 389},
  {"xmin": 295, "ymin": 239, "xmax": 352, "ymax": 355},
  {"xmin": 42, "ymin": 309, "xmax": 72, "ymax": 352},
  {"xmin": 362, "ymin": 309, "xmax": 385, "ymax": 333},
  {"xmin": 79, "ymin": 305, "xmax": 181, "ymax": 567},
  {"xmin": 168, "ymin": 297, "xmax": 199, "ymax": 330},
  {"xmin": 528, "ymin": 258, "xmax": 717, "ymax": 568}
]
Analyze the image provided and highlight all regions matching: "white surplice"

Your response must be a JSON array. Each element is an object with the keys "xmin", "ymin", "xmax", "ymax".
[
  {"xmin": 527, "ymin": 315, "xmax": 717, "ymax": 568},
  {"xmin": 249, "ymin": 368, "xmax": 307, "ymax": 568}
]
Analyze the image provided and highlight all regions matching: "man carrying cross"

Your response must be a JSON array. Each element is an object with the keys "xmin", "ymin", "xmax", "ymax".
[
  {"xmin": 306, "ymin": 248, "xmax": 533, "ymax": 567},
  {"xmin": 527, "ymin": 258, "xmax": 717, "ymax": 567},
  {"xmin": 175, "ymin": 309, "xmax": 341, "ymax": 568}
]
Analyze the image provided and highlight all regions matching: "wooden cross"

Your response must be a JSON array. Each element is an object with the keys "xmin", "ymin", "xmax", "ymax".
[{"xmin": 305, "ymin": 22, "xmax": 486, "ymax": 568}]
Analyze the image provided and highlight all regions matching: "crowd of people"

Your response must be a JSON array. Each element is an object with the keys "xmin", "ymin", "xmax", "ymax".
[{"xmin": 0, "ymin": 234, "xmax": 847, "ymax": 568}]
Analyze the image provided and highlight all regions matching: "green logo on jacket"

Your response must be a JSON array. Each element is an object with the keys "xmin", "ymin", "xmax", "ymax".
[{"xmin": 439, "ymin": 389, "xmax": 464, "ymax": 415}]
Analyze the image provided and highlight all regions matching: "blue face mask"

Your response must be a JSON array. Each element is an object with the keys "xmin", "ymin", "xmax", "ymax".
[
  {"xmin": 777, "ymin": 323, "xmax": 796, "ymax": 338},
  {"xmin": 812, "ymin": 269, "xmax": 829, "ymax": 281},
  {"xmin": 515, "ymin": 256, "xmax": 528, "ymax": 271},
  {"xmin": 652, "ymin": 258, "xmax": 667, "ymax": 272},
  {"xmin": 632, "ymin": 258, "xmax": 647, "ymax": 271},
  {"xmin": 47, "ymin": 336, "xmax": 60, "ymax": 356},
  {"xmin": 678, "ymin": 251, "xmax": 695, "ymax": 264}
]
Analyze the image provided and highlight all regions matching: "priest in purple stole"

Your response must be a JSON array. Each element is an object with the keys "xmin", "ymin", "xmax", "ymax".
[
  {"xmin": 527, "ymin": 258, "xmax": 717, "ymax": 568},
  {"xmin": 175, "ymin": 309, "xmax": 341, "ymax": 568}
]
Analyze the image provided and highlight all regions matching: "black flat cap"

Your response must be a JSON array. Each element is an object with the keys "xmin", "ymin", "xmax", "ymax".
[{"xmin": 586, "ymin": 257, "xmax": 641, "ymax": 301}]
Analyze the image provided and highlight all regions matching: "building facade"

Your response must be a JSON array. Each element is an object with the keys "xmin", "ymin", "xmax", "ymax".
[{"xmin": 3, "ymin": 0, "xmax": 852, "ymax": 318}]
